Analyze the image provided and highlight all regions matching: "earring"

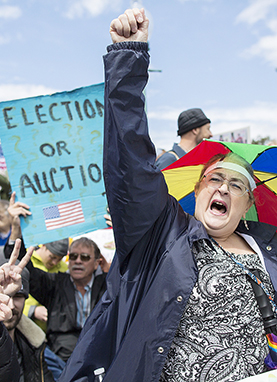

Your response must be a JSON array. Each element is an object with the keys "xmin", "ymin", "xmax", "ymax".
[{"xmin": 244, "ymin": 218, "xmax": 249, "ymax": 231}]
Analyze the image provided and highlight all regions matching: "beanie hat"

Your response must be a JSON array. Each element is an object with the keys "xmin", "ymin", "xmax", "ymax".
[
  {"xmin": 177, "ymin": 108, "xmax": 211, "ymax": 136},
  {"xmin": 45, "ymin": 238, "xmax": 69, "ymax": 257},
  {"xmin": 17, "ymin": 267, "xmax": 29, "ymax": 299},
  {"xmin": 0, "ymin": 258, "xmax": 29, "ymax": 299}
]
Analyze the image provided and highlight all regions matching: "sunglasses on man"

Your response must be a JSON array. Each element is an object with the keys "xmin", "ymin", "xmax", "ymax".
[{"xmin": 68, "ymin": 253, "xmax": 92, "ymax": 262}]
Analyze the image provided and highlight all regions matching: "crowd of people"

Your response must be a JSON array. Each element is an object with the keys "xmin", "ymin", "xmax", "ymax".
[
  {"xmin": 1, "ymin": 6, "xmax": 277, "ymax": 382},
  {"xmin": 0, "ymin": 191, "xmax": 108, "ymax": 380}
]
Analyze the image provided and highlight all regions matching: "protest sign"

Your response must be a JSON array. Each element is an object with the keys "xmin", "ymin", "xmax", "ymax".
[
  {"xmin": 213, "ymin": 127, "xmax": 250, "ymax": 143},
  {"xmin": 0, "ymin": 83, "xmax": 107, "ymax": 247}
]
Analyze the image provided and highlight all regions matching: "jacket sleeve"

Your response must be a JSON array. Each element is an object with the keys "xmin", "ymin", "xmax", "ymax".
[
  {"xmin": 23, "ymin": 293, "xmax": 40, "ymax": 318},
  {"xmin": 0, "ymin": 322, "xmax": 20, "ymax": 382},
  {"xmin": 28, "ymin": 265, "xmax": 57, "ymax": 309},
  {"xmin": 103, "ymin": 42, "xmax": 168, "ymax": 265}
]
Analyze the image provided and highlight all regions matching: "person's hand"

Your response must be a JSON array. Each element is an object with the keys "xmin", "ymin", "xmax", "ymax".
[
  {"xmin": 8, "ymin": 191, "xmax": 31, "ymax": 219},
  {"xmin": 110, "ymin": 8, "xmax": 149, "ymax": 44},
  {"xmin": 8, "ymin": 191, "xmax": 31, "ymax": 240},
  {"xmin": 104, "ymin": 214, "xmax": 112, "ymax": 227},
  {"xmin": 34, "ymin": 306, "xmax": 48, "ymax": 322},
  {"xmin": 99, "ymin": 254, "xmax": 111, "ymax": 273},
  {"xmin": 104, "ymin": 207, "xmax": 113, "ymax": 228},
  {"xmin": 0, "ymin": 238, "xmax": 34, "ymax": 297},
  {"xmin": 0, "ymin": 239, "xmax": 33, "ymax": 320},
  {"xmin": 0, "ymin": 292, "xmax": 13, "ymax": 321}
]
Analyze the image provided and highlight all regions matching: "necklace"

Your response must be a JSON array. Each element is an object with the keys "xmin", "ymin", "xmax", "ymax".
[{"xmin": 210, "ymin": 236, "xmax": 277, "ymax": 316}]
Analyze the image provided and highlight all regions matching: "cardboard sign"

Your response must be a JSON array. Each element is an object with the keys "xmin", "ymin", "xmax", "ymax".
[
  {"xmin": 0, "ymin": 83, "xmax": 107, "ymax": 247},
  {"xmin": 213, "ymin": 127, "xmax": 250, "ymax": 143}
]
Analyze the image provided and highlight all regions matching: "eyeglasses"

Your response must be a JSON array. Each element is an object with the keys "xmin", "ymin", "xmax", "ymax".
[
  {"xmin": 68, "ymin": 253, "xmax": 92, "ymax": 262},
  {"xmin": 203, "ymin": 173, "xmax": 249, "ymax": 197}
]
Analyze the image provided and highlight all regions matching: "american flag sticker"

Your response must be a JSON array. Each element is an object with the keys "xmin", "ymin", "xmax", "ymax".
[{"xmin": 43, "ymin": 200, "xmax": 85, "ymax": 231}]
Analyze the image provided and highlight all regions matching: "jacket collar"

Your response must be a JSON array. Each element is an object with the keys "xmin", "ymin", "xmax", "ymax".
[
  {"xmin": 17, "ymin": 314, "xmax": 46, "ymax": 348},
  {"xmin": 236, "ymin": 220, "xmax": 277, "ymax": 243}
]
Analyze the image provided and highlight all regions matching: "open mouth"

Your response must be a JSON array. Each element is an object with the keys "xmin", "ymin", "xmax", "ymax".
[{"xmin": 210, "ymin": 200, "xmax": 227, "ymax": 215}]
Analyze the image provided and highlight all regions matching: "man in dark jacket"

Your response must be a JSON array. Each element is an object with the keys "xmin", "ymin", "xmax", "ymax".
[
  {"xmin": 2, "ymin": 262, "xmax": 54, "ymax": 382},
  {"xmin": 5, "ymin": 236, "xmax": 107, "ymax": 362}
]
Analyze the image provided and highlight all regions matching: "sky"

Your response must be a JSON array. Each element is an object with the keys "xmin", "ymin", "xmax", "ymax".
[{"xmin": 0, "ymin": 0, "xmax": 277, "ymax": 151}]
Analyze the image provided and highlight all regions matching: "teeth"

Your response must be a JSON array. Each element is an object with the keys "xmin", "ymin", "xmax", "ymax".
[{"xmin": 211, "ymin": 201, "xmax": 227, "ymax": 213}]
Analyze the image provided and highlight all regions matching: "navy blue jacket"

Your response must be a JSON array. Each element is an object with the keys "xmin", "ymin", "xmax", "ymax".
[
  {"xmin": 0, "ymin": 323, "xmax": 20, "ymax": 382},
  {"xmin": 59, "ymin": 42, "xmax": 277, "ymax": 382}
]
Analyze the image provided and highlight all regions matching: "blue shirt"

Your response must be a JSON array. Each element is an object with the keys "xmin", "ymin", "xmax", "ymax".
[{"xmin": 73, "ymin": 274, "xmax": 94, "ymax": 328}]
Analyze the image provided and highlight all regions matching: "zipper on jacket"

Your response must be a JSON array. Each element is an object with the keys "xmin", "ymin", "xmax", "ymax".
[{"xmin": 40, "ymin": 342, "xmax": 46, "ymax": 382}]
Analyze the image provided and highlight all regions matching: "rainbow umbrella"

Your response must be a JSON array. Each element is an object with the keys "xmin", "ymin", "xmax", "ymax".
[{"xmin": 162, "ymin": 140, "xmax": 277, "ymax": 227}]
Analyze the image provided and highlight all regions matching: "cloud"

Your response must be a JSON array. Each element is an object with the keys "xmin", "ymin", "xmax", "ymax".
[
  {"xmin": 0, "ymin": 5, "xmax": 21, "ymax": 19},
  {"xmin": 236, "ymin": 0, "xmax": 277, "ymax": 25},
  {"xmin": 243, "ymin": 34, "xmax": 277, "ymax": 65},
  {"xmin": 64, "ymin": 0, "xmax": 122, "ymax": 19},
  {"xmin": 268, "ymin": 18, "xmax": 277, "ymax": 33},
  {"xmin": 0, "ymin": 84, "xmax": 59, "ymax": 102},
  {"xmin": 207, "ymin": 102, "xmax": 277, "ymax": 139},
  {"xmin": 148, "ymin": 102, "xmax": 277, "ymax": 149},
  {"xmin": 237, "ymin": 0, "xmax": 277, "ymax": 66}
]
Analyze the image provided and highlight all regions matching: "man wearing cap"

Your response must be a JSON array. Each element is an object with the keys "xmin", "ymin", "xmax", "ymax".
[
  {"xmin": 1, "ymin": 259, "xmax": 54, "ymax": 382},
  {"xmin": 23, "ymin": 239, "xmax": 68, "ymax": 332},
  {"xmin": 156, "ymin": 108, "xmax": 212, "ymax": 170}
]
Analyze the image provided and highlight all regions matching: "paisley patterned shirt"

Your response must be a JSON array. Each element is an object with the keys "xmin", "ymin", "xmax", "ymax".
[{"xmin": 160, "ymin": 239, "xmax": 273, "ymax": 382}]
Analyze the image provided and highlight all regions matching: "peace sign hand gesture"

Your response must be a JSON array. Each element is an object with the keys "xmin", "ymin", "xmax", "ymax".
[{"xmin": 0, "ymin": 238, "xmax": 33, "ymax": 297}]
